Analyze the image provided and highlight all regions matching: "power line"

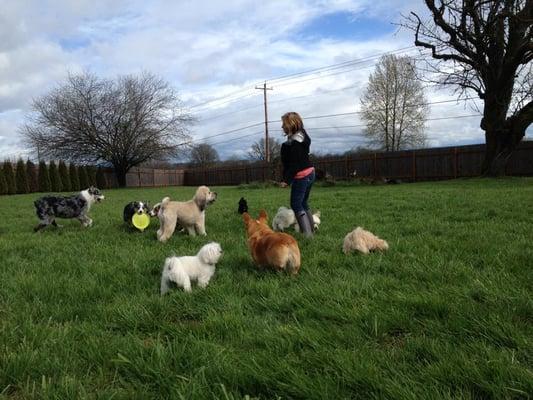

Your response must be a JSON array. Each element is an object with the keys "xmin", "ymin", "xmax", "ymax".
[
  {"xmin": 269, "ymin": 114, "xmax": 481, "ymax": 132},
  {"xmin": 189, "ymin": 52, "xmax": 438, "ymax": 115},
  {"xmin": 189, "ymin": 90, "xmax": 258, "ymax": 111},
  {"xmin": 267, "ymin": 97, "xmax": 480, "ymax": 123},
  {"xmin": 208, "ymin": 113, "xmax": 482, "ymax": 150},
  {"xmin": 199, "ymin": 102, "xmax": 264, "ymax": 122},
  {"xmin": 188, "ymin": 46, "xmax": 419, "ymax": 114},
  {"xmin": 184, "ymin": 111, "xmax": 481, "ymax": 149},
  {"xmin": 177, "ymin": 122, "xmax": 264, "ymax": 147},
  {"xmin": 264, "ymin": 46, "xmax": 416, "ymax": 85},
  {"xmin": 187, "ymin": 86, "xmax": 256, "ymax": 110},
  {"xmin": 210, "ymin": 130, "xmax": 263, "ymax": 146},
  {"xmin": 185, "ymin": 97, "xmax": 481, "ymax": 148},
  {"xmin": 197, "ymin": 84, "xmax": 361, "ymax": 122}
]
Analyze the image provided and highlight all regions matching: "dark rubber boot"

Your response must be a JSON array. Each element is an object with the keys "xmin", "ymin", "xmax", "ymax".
[
  {"xmin": 305, "ymin": 210, "xmax": 316, "ymax": 232},
  {"xmin": 296, "ymin": 211, "xmax": 313, "ymax": 238}
]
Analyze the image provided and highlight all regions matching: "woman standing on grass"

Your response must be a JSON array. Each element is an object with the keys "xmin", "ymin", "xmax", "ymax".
[{"xmin": 279, "ymin": 111, "xmax": 315, "ymax": 237}]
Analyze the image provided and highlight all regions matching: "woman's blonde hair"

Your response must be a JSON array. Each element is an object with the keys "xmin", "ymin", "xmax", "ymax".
[{"xmin": 281, "ymin": 112, "xmax": 304, "ymax": 135}]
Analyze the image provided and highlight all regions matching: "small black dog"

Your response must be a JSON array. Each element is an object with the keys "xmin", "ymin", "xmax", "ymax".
[
  {"xmin": 238, "ymin": 197, "xmax": 248, "ymax": 214},
  {"xmin": 123, "ymin": 201, "xmax": 150, "ymax": 226},
  {"xmin": 34, "ymin": 186, "xmax": 105, "ymax": 231}
]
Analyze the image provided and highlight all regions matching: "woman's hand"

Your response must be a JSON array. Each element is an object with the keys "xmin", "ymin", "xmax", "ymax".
[{"xmin": 279, "ymin": 181, "xmax": 288, "ymax": 188}]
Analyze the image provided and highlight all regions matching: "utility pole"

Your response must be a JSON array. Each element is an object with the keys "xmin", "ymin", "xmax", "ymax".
[{"xmin": 255, "ymin": 82, "xmax": 273, "ymax": 162}]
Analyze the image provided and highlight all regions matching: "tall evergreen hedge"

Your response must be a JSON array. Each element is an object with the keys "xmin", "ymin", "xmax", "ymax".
[
  {"xmin": 38, "ymin": 161, "xmax": 51, "ymax": 192},
  {"xmin": 0, "ymin": 167, "xmax": 7, "ymax": 195},
  {"xmin": 69, "ymin": 164, "xmax": 80, "ymax": 191},
  {"xmin": 86, "ymin": 165, "xmax": 97, "ymax": 187},
  {"xmin": 58, "ymin": 161, "xmax": 71, "ymax": 192},
  {"xmin": 15, "ymin": 159, "xmax": 29, "ymax": 194},
  {"xmin": 3, "ymin": 161, "xmax": 16, "ymax": 194},
  {"xmin": 78, "ymin": 165, "xmax": 89, "ymax": 189},
  {"xmin": 96, "ymin": 167, "xmax": 108, "ymax": 189},
  {"xmin": 49, "ymin": 161, "xmax": 62, "ymax": 192},
  {"xmin": 26, "ymin": 160, "xmax": 39, "ymax": 192}
]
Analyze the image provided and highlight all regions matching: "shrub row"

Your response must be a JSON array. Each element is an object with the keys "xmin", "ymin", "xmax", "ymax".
[{"xmin": 0, "ymin": 160, "xmax": 109, "ymax": 195}]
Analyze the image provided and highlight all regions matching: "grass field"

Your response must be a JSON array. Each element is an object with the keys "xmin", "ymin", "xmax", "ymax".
[{"xmin": 0, "ymin": 178, "xmax": 532, "ymax": 399}]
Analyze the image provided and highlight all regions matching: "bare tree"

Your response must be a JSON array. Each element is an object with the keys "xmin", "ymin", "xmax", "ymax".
[
  {"xmin": 22, "ymin": 72, "xmax": 193, "ymax": 186},
  {"xmin": 248, "ymin": 137, "xmax": 281, "ymax": 163},
  {"xmin": 189, "ymin": 143, "xmax": 219, "ymax": 167},
  {"xmin": 361, "ymin": 54, "xmax": 429, "ymax": 151},
  {"xmin": 404, "ymin": 0, "xmax": 532, "ymax": 175}
]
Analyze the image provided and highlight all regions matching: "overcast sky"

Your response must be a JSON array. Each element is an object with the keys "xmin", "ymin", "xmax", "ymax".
[{"xmin": 1, "ymin": 0, "xmax": 531, "ymax": 161}]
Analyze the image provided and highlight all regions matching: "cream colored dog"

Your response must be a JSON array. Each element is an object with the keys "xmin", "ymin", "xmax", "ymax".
[
  {"xmin": 342, "ymin": 227, "xmax": 389, "ymax": 255},
  {"xmin": 156, "ymin": 186, "xmax": 217, "ymax": 242},
  {"xmin": 272, "ymin": 206, "xmax": 321, "ymax": 232}
]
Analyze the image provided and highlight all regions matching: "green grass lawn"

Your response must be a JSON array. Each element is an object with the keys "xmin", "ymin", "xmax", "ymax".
[{"xmin": 1, "ymin": 178, "xmax": 532, "ymax": 399}]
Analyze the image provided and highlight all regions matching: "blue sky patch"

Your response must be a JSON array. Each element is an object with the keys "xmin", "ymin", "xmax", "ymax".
[
  {"xmin": 59, "ymin": 37, "xmax": 91, "ymax": 51},
  {"xmin": 297, "ymin": 11, "xmax": 394, "ymax": 41}
]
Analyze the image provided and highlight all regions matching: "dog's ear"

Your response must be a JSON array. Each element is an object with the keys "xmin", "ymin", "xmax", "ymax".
[
  {"xmin": 242, "ymin": 212, "xmax": 251, "ymax": 224},
  {"xmin": 259, "ymin": 209, "xmax": 268, "ymax": 222},
  {"xmin": 195, "ymin": 187, "xmax": 208, "ymax": 208}
]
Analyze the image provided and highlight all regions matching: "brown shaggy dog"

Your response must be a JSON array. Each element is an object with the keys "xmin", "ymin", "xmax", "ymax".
[
  {"xmin": 156, "ymin": 186, "xmax": 217, "ymax": 242},
  {"xmin": 342, "ymin": 227, "xmax": 389, "ymax": 255},
  {"xmin": 243, "ymin": 210, "xmax": 301, "ymax": 275}
]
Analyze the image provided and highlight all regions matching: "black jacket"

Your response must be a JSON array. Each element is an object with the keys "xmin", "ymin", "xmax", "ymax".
[{"xmin": 280, "ymin": 130, "xmax": 312, "ymax": 184}]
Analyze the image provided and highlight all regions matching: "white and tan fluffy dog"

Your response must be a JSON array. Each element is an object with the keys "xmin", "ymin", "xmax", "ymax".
[
  {"xmin": 160, "ymin": 242, "xmax": 223, "ymax": 294},
  {"xmin": 272, "ymin": 206, "xmax": 321, "ymax": 232},
  {"xmin": 156, "ymin": 186, "xmax": 217, "ymax": 242},
  {"xmin": 342, "ymin": 227, "xmax": 389, "ymax": 255}
]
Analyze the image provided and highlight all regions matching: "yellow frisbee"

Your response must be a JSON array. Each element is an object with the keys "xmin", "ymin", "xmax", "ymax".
[{"xmin": 132, "ymin": 213, "xmax": 150, "ymax": 231}]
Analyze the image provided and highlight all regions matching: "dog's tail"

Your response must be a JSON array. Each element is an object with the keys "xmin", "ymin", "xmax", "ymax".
[
  {"xmin": 160, "ymin": 197, "xmax": 171, "ymax": 210},
  {"xmin": 160, "ymin": 258, "xmax": 172, "ymax": 295},
  {"xmin": 286, "ymin": 245, "xmax": 301, "ymax": 275}
]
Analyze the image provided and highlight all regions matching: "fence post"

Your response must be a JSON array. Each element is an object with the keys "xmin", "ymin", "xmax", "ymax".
[
  {"xmin": 412, "ymin": 151, "xmax": 416, "ymax": 182},
  {"xmin": 137, "ymin": 168, "xmax": 141, "ymax": 187},
  {"xmin": 373, "ymin": 153, "xmax": 377, "ymax": 178}
]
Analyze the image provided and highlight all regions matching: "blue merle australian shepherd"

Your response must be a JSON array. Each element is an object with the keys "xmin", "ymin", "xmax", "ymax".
[{"xmin": 33, "ymin": 186, "xmax": 105, "ymax": 232}]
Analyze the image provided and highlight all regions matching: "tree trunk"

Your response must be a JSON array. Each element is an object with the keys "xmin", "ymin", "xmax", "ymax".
[
  {"xmin": 481, "ymin": 124, "xmax": 524, "ymax": 176},
  {"xmin": 113, "ymin": 164, "xmax": 129, "ymax": 187}
]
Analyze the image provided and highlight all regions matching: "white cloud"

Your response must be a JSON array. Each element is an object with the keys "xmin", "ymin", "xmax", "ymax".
[{"xmin": 0, "ymin": 0, "xmax": 527, "ymax": 163}]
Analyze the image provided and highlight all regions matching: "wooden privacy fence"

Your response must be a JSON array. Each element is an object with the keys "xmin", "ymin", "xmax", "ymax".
[
  {"xmin": 102, "ymin": 167, "xmax": 186, "ymax": 188},
  {"xmin": 182, "ymin": 142, "xmax": 533, "ymax": 186}
]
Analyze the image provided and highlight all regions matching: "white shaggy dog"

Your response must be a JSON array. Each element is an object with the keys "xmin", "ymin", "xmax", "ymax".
[
  {"xmin": 342, "ymin": 227, "xmax": 389, "ymax": 255},
  {"xmin": 160, "ymin": 242, "xmax": 223, "ymax": 295},
  {"xmin": 272, "ymin": 206, "xmax": 321, "ymax": 232}
]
